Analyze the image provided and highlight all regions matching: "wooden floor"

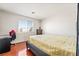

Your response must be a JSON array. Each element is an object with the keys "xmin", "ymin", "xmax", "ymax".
[{"xmin": 0, "ymin": 42, "xmax": 33, "ymax": 56}]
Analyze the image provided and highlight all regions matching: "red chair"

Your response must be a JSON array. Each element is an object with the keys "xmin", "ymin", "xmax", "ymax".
[{"xmin": 9, "ymin": 30, "xmax": 16, "ymax": 42}]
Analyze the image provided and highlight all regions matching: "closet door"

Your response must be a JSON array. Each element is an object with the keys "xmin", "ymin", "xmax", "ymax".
[{"xmin": 77, "ymin": 3, "xmax": 79, "ymax": 56}]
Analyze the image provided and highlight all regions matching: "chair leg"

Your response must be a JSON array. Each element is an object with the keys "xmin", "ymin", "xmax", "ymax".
[{"xmin": 11, "ymin": 44, "xmax": 15, "ymax": 45}]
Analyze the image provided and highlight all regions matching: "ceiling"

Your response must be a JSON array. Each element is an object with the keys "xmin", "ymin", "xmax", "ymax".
[{"xmin": 0, "ymin": 3, "xmax": 77, "ymax": 20}]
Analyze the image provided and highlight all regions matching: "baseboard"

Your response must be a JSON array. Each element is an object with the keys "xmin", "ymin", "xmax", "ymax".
[{"xmin": 11, "ymin": 41, "xmax": 27, "ymax": 44}]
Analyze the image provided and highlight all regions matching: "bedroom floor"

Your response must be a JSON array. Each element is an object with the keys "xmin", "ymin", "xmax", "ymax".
[{"xmin": 0, "ymin": 42, "xmax": 33, "ymax": 56}]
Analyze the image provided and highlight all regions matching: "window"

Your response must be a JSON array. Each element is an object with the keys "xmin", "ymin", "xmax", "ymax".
[{"xmin": 18, "ymin": 20, "xmax": 32, "ymax": 32}]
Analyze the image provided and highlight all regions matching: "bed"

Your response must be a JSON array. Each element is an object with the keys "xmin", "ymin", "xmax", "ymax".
[
  {"xmin": 0, "ymin": 35, "xmax": 11, "ymax": 54},
  {"xmin": 27, "ymin": 35, "xmax": 76, "ymax": 56}
]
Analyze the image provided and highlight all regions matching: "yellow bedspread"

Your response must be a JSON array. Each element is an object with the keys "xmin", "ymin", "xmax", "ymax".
[{"xmin": 28, "ymin": 35, "xmax": 76, "ymax": 56}]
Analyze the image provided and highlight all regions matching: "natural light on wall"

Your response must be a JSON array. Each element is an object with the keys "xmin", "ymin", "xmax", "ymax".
[{"xmin": 18, "ymin": 20, "xmax": 32, "ymax": 33}]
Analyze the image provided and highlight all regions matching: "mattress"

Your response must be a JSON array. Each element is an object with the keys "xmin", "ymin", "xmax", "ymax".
[{"xmin": 28, "ymin": 35, "xmax": 76, "ymax": 56}]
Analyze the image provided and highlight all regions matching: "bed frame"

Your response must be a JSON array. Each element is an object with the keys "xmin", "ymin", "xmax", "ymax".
[{"xmin": 27, "ymin": 41, "xmax": 49, "ymax": 56}]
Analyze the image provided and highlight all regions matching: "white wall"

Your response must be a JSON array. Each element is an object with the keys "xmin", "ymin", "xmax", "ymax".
[
  {"xmin": 41, "ymin": 4, "xmax": 77, "ymax": 37},
  {"xmin": 0, "ymin": 10, "xmax": 40, "ymax": 43}
]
